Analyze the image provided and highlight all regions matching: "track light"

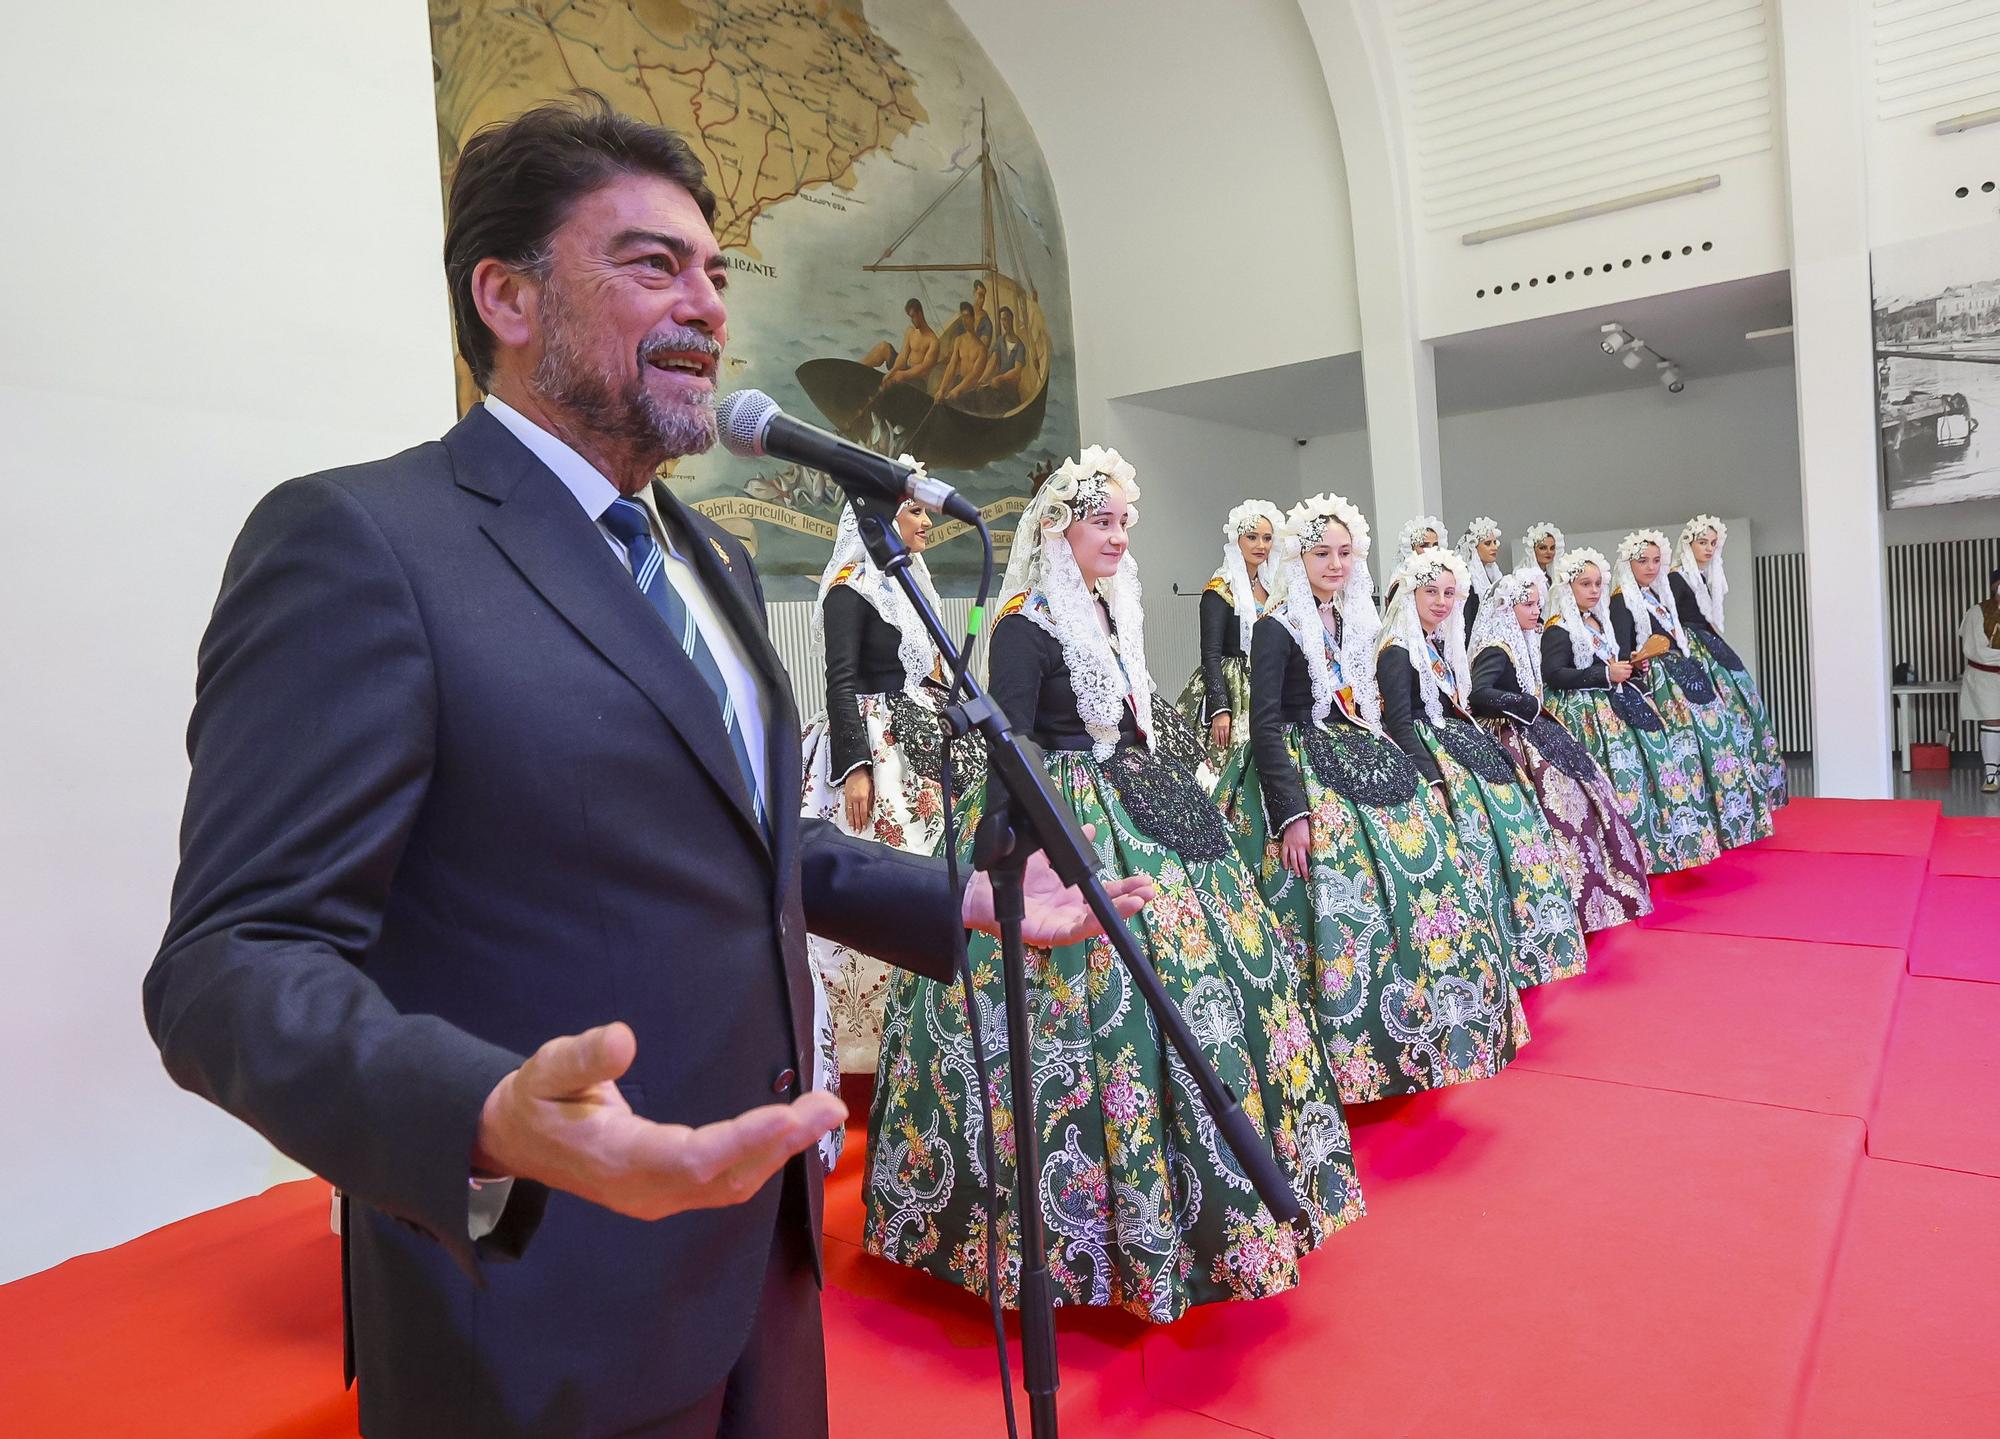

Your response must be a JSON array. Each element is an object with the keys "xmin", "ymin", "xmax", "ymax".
[
  {"xmin": 1658, "ymin": 361, "xmax": 1684, "ymax": 394},
  {"xmin": 1621, "ymin": 344, "xmax": 1648, "ymax": 369},
  {"xmin": 1599, "ymin": 323, "xmax": 1632, "ymax": 355}
]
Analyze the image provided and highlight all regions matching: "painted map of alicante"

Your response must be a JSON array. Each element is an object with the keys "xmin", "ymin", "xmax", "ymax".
[{"xmin": 430, "ymin": 0, "xmax": 1078, "ymax": 596}]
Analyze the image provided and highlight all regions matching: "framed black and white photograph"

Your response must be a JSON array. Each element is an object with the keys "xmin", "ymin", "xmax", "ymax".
[{"xmin": 1875, "ymin": 223, "xmax": 2000, "ymax": 509}]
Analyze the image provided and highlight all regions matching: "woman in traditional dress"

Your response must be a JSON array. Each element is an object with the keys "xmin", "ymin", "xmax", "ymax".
[
  {"xmin": 1177, "ymin": 499, "xmax": 1286, "ymax": 773},
  {"xmin": 1377, "ymin": 550, "xmax": 1589, "ymax": 989},
  {"xmin": 1457, "ymin": 516, "xmax": 1504, "ymax": 641},
  {"xmin": 1611, "ymin": 530, "xmax": 1774, "ymax": 850},
  {"xmin": 1215, "ymin": 493, "xmax": 1527, "ymax": 1101},
  {"xmin": 1521, "ymin": 521, "xmax": 1565, "ymax": 582},
  {"xmin": 1467, "ymin": 565, "xmax": 1653, "ymax": 933},
  {"xmin": 866, "ymin": 447, "xmax": 1363, "ymax": 1322},
  {"xmin": 1670, "ymin": 516, "xmax": 1789, "ymax": 806},
  {"xmin": 800, "ymin": 492, "xmax": 982, "ymax": 1085},
  {"xmin": 1379, "ymin": 513, "xmax": 1445, "ymax": 610},
  {"xmin": 1543, "ymin": 548, "xmax": 1721, "ymax": 874}
]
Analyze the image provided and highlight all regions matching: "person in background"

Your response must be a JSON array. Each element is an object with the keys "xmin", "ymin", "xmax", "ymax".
[
  {"xmin": 1379, "ymin": 513, "xmax": 1445, "ymax": 610},
  {"xmin": 1216, "ymin": 493, "xmax": 1528, "ymax": 1102},
  {"xmin": 799, "ymin": 482, "xmax": 983, "ymax": 1101},
  {"xmin": 1522, "ymin": 521, "xmax": 1565, "ymax": 580},
  {"xmin": 1670, "ymin": 516, "xmax": 1788, "ymax": 807},
  {"xmin": 1468, "ymin": 566, "xmax": 1653, "ymax": 933},
  {"xmin": 1177, "ymin": 498, "xmax": 1286, "ymax": 772},
  {"xmin": 1962, "ymin": 565, "xmax": 2000, "ymax": 793},
  {"xmin": 1544, "ymin": 547, "xmax": 1721, "ymax": 875},
  {"xmin": 1611, "ymin": 530, "xmax": 1774, "ymax": 851},
  {"xmin": 1378, "ymin": 549, "xmax": 1589, "ymax": 990},
  {"xmin": 866, "ymin": 448, "xmax": 1365, "ymax": 1322},
  {"xmin": 1457, "ymin": 516, "xmax": 1504, "ymax": 641}
]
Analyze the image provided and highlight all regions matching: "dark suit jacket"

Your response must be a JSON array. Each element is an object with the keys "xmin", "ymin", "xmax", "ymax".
[{"xmin": 143, "ymin": 406, "xmax": 962, "ymax": 1438}]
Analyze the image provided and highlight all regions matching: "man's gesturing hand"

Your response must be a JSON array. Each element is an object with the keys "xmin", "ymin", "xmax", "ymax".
[{"xmin": 472, "ymin": 1022, "xmax": 844, "ymax": 1222}]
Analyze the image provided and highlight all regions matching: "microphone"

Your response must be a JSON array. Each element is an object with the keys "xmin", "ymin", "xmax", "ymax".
[{"xmin": 715, "ymin": 389, "xmax": 982, "ymax": 525}]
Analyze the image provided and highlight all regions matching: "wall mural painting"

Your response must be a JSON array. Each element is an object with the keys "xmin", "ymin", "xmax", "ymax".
[
  {"xmin": 429, "ymin": 0, "xmax": 1078, "ymax": 596},
  {"xmin": 1874, "ymin": 222, "xmax": 2000, "ymax": 509}
]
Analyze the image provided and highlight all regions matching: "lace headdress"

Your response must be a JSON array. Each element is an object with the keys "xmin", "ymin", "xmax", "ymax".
[
  {"xmin": 1379, "ymin": 548, "xmax": 1473, "ymax": 725},
  {"xmin": 812, "ymin": 461, "xmax": 944, "ymax": 693},
  {"xmin": 1520, "ymin": 521, "xmax": 1566, "ymax": 572},
  {"xmin": 1457, "ymin": 516, "xmax": 1504, "ymax": 600},
  {"xmin": 1214, "ymin": 498, "xmax": 1287, "ymax": 650},
  {"xmin": 1467, "ymin": 563, "xmax": 1547, "ymax": 696},
  {"xmin": 1551, "ymin": 546, "xmax": 1616, "ymax": 670},
  {"xmin": 999, "ymin": 444, "xmax": 1152, "ymax": 759},
  {"xmin": 1273, "ymin": 492, "xmax": 1382, "ymax": 727},
  {"xmin": 1673, "ymin": 514, "xmax": 1730, "ymax": 634},
  {"xmin": 1394, "ymin": 513, "xmax": 1447, "ymax": 566},
  {"xmin": 1613, "ymin": 528, "xmax": 1689, "ymax": 655}
]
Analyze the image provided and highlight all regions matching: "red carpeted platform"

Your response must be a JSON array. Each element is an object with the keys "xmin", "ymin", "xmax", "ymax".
[
  {"xmin": 1931, "ymin": 816, "xmax": 2000, "ymax": 877},
  {"xmin": 1641, "ymin": 848, "xmax": 1926, "ymax": 949},
  {"xmin": 6, "ymin": 806, "xmax": 2000, "ymax": 1439},
  {"xmin": 1794, "ymin": 1158, "xmax": 2000, "ymax": 1435},
  {"xmin": 1760, "ymin": 796, "xmax": 1940, "ymax": 856},
  {"xmin": 1867, "ymin": 975, "xmax": 2000, "ymax": 1179},
  {"xmin": 1142, "ymin": 1072, "xmax": 1861, "ymax": 1439},
  {"xmin": 1907, "ymin": 874, "xmax": 2000, "ymax": 983},
  {"xmin": 1514, "ymin": 927, "xmax": 1904, "ymax": 1117}
]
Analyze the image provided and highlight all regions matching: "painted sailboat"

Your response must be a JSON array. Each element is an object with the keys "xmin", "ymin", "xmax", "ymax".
[{"xmin": 795, "ymin": 103, "xmax": 1051, "ymax": 472}]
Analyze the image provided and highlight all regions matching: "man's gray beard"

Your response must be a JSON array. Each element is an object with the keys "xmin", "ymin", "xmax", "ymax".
[{"xmin": 531, "ymin": 287, "xmax": 718, "ymax": 459}]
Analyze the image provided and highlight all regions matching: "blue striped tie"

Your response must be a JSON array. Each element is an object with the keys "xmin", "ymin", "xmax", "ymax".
[{"xmin": 601, "ymin": 497, "xmax": 766, "ymax": 835}]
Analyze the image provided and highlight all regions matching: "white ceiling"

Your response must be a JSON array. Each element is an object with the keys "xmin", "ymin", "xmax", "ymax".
[{"xmin": 1111, "ymin": 270, "xmax": 1796, "ymax": 438}]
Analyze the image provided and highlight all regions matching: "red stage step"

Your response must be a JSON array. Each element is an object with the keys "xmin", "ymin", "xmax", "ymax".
[
  {"xmin": 1794, "ymin": 1158, "xmax": 2000, "ymax": 1436},
  {"xmin": 1930, "ymin": 816, "xmax": 2000, "ymax": 877},
  {"xmin": 1868, "ymin": 976, "xmax": 2000, "ymax": 1179},
  {"xmin": 1642, "ymin": 849, "xmax": 1926, "ymax": 950},
  {"xmin": 1761, "ymin": 796, "xmax": 1940, "ymax": 856},
  {"xmin": 1906, "ymin": 874, "xmax": 2000, "ymax": 984},
  {"xmin": 1516, "ymin": 928, "xmax": 1904, "ymax": 1118},
  {"xmin": 1142, "ymin": 1071, "xmax": 1863, "ymax": 1439}
]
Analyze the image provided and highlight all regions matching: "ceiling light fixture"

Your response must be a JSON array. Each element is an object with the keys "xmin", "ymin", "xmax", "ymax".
[{"xmin": 1658, "ymin": 361, "xmax": 1685, "ymax": 394}]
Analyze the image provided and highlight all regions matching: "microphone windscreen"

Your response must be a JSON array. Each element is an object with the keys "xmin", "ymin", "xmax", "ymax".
[{"xmin": 716, "ymin": 389, "xmax": 779, "ymax": 459}]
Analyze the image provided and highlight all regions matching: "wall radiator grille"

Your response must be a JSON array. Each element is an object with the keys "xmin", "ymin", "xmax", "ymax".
[
  {"xmin": 1755, "ymin": 535, "xmax": 2000, "ymax": 756},
  {"xmin": 1753, "ymin": 550, "xmax": 1812, "ymax": 753}
]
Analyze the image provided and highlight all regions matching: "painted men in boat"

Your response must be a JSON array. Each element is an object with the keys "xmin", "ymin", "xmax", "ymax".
[{"xmin": 861, "ymin": 297, "xmax": 941, "ymax": 396}]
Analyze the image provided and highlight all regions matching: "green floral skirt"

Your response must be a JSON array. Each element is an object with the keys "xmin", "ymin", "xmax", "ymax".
[
  {"xmin": 1639, "ymin": 658, "xmax": 1774, "ymax": 851},
  {"xmin": 1214, "ymin": 722, "xmax": 1528, "ymax": 1103},
  {"xmin": 1417, "ymin": 717, "xmax": 1588, "ymax": 989},
  {"xmin": 1687, "ymin": 632, "xmax": 1789, "ymax": 808},
  {"xmin": 864, "ymin": 747, "xmax": 1365, "ymax": 1322},
  {"xmin": 1546, "ymin": 687, "xmax": 1721, "ymax": 874},
  {"xmin": 1177, "ymin": 654, "xmax": 1253, "ymax": 778}
]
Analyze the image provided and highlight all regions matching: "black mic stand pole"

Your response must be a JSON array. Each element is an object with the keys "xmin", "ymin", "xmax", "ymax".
[{"xmin": 843, "ymin": 494, "xmax": 1304, "ymax": 1439}]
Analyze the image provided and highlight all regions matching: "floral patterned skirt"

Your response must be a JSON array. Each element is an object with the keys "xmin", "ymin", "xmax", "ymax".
[
  {"xmin": 1214, "ymin": 722, "xmax": 1528, "ymax": 1103},
  {"xmin": 1689, "ymin": 632, "xmax": 1789, "ymax": 808},
  {"xmin": 864, "ymin": 748, "xmax": 1365, "ymax": 1322},
  {"xmin": 1545, "ymin": 687, "xmax": 1721, "ymax": 875},
  {"xmin": 1417, "ymin": 718, "xmax": 1589, "ymax": 989},
  {"xmin": 1177, "ymin": 653, "xmax": 1253, "ymax": 779},
  {"xmin": 1639, "ymin": 661, "xmax": 1775, "ymax": 851},
  {"xmin": 1482, "ymin": 714, "xmax": 1653, "ymax": 934},
  {"xmin": 800, "ymin": 691, "xmax": 956, "ymax": 1075}
]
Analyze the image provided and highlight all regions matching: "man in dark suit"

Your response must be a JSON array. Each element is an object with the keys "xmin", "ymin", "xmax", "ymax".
[{"xmin": 143, "ymin": 96, "xmax": 1146, "ymax": 1438}]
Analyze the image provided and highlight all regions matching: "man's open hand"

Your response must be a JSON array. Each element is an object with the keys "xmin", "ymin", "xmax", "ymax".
[{"xmin": 472, "ymin": 1023, "xmax": 843, "ymax": 1221}]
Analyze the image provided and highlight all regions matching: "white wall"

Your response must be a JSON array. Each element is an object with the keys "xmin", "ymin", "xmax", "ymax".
[
  {"xmin": 0, "ymin": 0, "xmax": 456, "ymax": 1281},
  {"xmin": 947, "ymin": 0, "xmax": 1363, "ymax": 432},
  {"xmin": 1435, "ymin": 364, "xmax": 1806, "ymax": 550}
]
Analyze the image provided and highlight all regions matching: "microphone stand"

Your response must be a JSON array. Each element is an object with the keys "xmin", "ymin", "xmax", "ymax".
[{"xmin": 844, "ymin": 494, "xmax": 1303, "ymax": 1439}]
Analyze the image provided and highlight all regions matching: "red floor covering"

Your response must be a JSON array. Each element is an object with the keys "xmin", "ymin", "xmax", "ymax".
[
  {"xmin": 4, "ymin": 804, "xmax": 1997, "ymax": 1438},
  {"xmin": 1931, "ymin": 816, "xmax": 2000, "ymax": 877},
  {"xmin": 1760, "ymin": 796, "xmax": 1940, "ymax": 856},
  {"xmin": 1907, "ymin": 874, "xmax": 2000, "ymax": 983}
]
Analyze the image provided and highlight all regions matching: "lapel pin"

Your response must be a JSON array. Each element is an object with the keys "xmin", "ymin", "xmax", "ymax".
[{"xmin": 708, "ymin": 536, "xmax": 734, "ymax": 572}]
